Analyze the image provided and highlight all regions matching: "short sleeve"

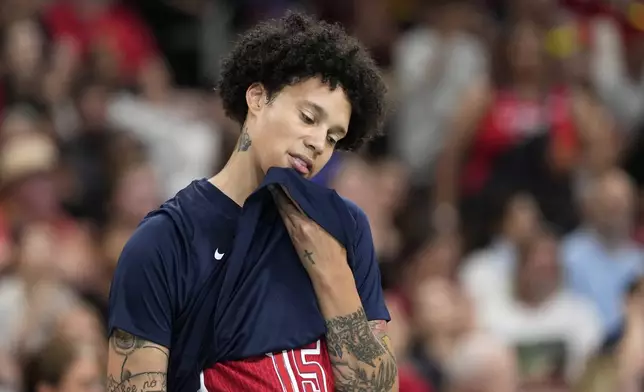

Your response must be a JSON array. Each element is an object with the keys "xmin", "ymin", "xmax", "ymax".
[
  {"xmin": 108, "ymin": 213, "xmax": 183, "ymax": 349},
  {"xmin": 347, "ymin": 201, "xmax": 391, "ymax": 322}
]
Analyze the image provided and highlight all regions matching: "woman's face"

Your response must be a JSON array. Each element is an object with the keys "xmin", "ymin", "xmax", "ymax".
[{"xmin": 247, "ymin": 77, "xmax": 351, "ymax": 179}]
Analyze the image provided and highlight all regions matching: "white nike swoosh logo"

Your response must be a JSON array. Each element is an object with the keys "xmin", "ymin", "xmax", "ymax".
[{"xmin": 214, "ymin": 249, "xmax": 225, "ymax": 260}]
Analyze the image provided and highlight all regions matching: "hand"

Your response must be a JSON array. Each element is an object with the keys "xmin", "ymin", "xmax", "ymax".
[{"xmin": 270, "ymin": 185, "xmax": 348, "ymax": 275}]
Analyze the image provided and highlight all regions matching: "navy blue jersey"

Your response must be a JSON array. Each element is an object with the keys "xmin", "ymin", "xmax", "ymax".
[{"xmin": 108, "ymin": 168, "xmax": 390, "ymax": 391}]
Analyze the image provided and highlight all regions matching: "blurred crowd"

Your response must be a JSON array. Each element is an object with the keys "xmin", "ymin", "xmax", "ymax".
[{"xmin": 1, "ymin": 0, "xmax": 644, "ymax": 391}]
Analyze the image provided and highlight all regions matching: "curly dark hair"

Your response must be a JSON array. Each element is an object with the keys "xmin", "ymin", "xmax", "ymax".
[{"xmin": 216, "ymin": 11, "xmax": 387, "ymax": 151}]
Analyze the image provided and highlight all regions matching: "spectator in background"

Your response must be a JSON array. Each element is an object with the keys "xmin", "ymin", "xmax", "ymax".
[
  {"xmin": 0, "ymin": 132, "xmax": 98, "ymax": 293},
  {"xmin": 576, "ymin": 277, "xmax": 644, "ymax": 392},
  {"xmin": 42, "ymin": 0, "xmax": 158, "ymax": 86},
  {"xmin": 60, "ymin": 76, "xmax": 124, "ymax": 227},
  {"xmin": 23, "ymin": 336, "xmax": 104, "ymax": 392},
  {"xmin": 331, "ymin": 155, "xmax": 406, "ymax": 264},
  {"xmin": 102, "ymin": 161, "xmax": 161, "ymax": 277},
  {"xmin": 41, "ymin": 37, "xmax": 82, "ymax": 140},
  {"xmin": 510, "ymin": 0, "xmax": 585, "ymax": 81},
  {"xmin": 0, "ymin": 0, "xmax": 44, "ymax": 26},
  {"xmin": 0, "ymin": 132, "xmax": 60, "ymax": 232},
  {"xmin": 480, "ymin": 228, "xmax": 603, "ymax": 388},
  {"xmin": 461, "ymin": 192, "xmax": 542, "ymax": 310},
  {"xmin": 106, "ymin": 56, "xmax": 221, "ymax": 198},
  {"xmin": 351, "ymin": 0, "xmax": 398, "ymax": 68},
  {"xmin": 0, "ymin": 131, "xmax": 103, "ymax": 357},
  {"xmin": 0, "ymin": 108, "xmax": 53, "ymax": 272},
  {"xmin": 371, "ymin": 157, "xmax": 410, "ymax": 264},
  {"xmin": 434, "ymin": 18, "xmax": 612, "ymax": 250},
  {"xmin": 443, "ymin": 333, "xmax": 518, "ymax": 392},
  {"xmin": 0, "ymin": 350, "xmax": 20, "ymax": 392},
  {"xmin": 0, "ymin": 106, "xmax": 46, "ymax": 142},
  {"xmin": 562, "ymin": 169, "xmax": 644, "ymax": 337},
  {"xmin": 402, "ymin": 234, "xmax": 463, "ymax": 310},
  {"xmin": 0, "ymin": 223, "xmax": 80, "ymax": 356},
  {"xmin": 590, "ymin": 12, "xmax": 644, "ymax": 139},
  {"xmin": 385, "ymin": 292, "xmax": 434, "ymax": 392},
  {"xmin": 393, "ymin": 0, "xmax": 487, "ymax": 190},
  {"xmin": 405, "ymin": 237, "xmax": 472, "ymax": 391},
  {"xmin": 410, "ymin": 278, "xmax": 468, "ymax": 391},
  {"xmin": 54, "ymin": 302, "xmax": 106, "ymax": 351},
  {"xmin": 1, "ymin": 18, "xmax": 46, "ymax": 104}
]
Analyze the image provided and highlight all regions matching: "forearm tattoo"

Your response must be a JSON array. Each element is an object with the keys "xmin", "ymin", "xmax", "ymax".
[
  {"xmin": 107, "ymin": 329, "xmax": 168, "ymax": 392},
  {"xmin": 325, "ymin": 308, "xmax": 397, "ymax": 391}
]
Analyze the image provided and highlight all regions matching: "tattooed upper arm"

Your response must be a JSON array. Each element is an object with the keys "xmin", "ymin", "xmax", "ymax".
[{"xmin": 107, "ymin": 329, "xmax": 169, "ymax": 392}]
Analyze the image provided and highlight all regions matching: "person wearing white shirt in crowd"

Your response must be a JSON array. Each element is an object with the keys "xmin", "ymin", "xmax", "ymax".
[
  {"xmin": 480, "ymin": 228, "xmax": 603, "ymax": 388},
  {"xmin": 460, "ymin": 192, "xmax": 542, "ymax": 311}
]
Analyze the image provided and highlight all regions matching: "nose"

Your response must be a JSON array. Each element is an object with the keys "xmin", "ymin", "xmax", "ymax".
[{"xmin": 304, "ymin": 128, "xmax": 326, "ymax": 155}]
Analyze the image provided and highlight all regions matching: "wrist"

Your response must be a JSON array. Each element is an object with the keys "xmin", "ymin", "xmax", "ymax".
[
  {"xmin": 308, "ymin": 263, "xmax": 362, "ymax": 318},
  {"xmin": 308, "ymin": 261, "xmax": 354, "ymax": 289}
]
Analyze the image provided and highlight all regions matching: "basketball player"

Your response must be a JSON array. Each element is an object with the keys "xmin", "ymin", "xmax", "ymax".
[{"xmin": 107, "ymin": 11, "xmax": 397, "ymax": 392}]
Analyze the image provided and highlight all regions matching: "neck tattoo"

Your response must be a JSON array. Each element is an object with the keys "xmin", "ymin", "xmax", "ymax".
[{"xmin": 238, "ymin": 127, "xmax": 252, "ymax": 151}]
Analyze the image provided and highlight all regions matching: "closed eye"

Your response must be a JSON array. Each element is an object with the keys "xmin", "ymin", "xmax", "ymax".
[{"xmin": 300, "ymin": 111, "xmax": 315, "ymax": 125}]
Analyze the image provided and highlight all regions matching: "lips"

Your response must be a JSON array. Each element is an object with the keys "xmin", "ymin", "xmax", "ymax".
[{"xmin": 289, "ymin": 154, "xmax": 312, "ymax": 176}]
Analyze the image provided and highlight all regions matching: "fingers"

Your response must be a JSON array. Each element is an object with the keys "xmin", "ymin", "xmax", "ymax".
[
  {"xmin": 274, "ymin": 186, "xmax": 305, "ymax": 214},
  {"xmin": 276, "ymin": 201, "xmax": 296, "ymax": 232},
  {"xmin": 280, "ymin": 187, "xmax": 306, "ymax": 215},
  {"xmin": 269, "ymin": 185, "xmax": 315, "ymax": 241},
  {"xmin": 269, "ymin": 186, "xmax": 298, "ymax": 231},
  {"xmin": 269, "ymin": 185, "xmax": 303, "ymax": 219}
]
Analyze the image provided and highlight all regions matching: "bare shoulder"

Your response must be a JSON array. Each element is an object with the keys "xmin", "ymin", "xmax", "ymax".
[{"xmin": 107, "ymin": 329, "xmax": 169, "ymax": 392}]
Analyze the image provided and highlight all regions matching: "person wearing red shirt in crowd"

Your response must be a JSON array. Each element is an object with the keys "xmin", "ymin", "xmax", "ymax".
[
  {"xmin": 42, "ymin": 0, "xmax": 158, "ymax": 84},
  {"xmin": 434, "ymin": 19, "xmax": 613, "ymax": 250}
]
